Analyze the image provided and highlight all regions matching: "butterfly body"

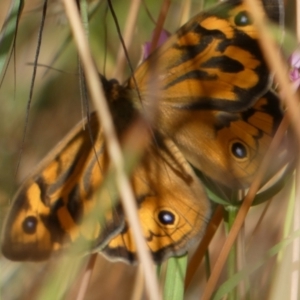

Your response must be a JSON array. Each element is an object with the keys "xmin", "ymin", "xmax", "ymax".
[{"xmin": 1, "ymin": 0, "xmax": 291, "ymax": 263}]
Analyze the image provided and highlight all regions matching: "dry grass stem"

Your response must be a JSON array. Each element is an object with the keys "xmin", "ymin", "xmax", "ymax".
[{"xmin": 60, "ymin": 0, "xmax": 160, "ymax": 299}]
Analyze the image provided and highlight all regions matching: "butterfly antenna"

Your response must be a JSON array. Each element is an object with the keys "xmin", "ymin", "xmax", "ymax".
[
  {"xmin": 106, "ymin": 0, "xmax": 143, "ymax": 104},
  {"xmin": 102, "ymin": 5, "xmax": 109, "ymax": 77},
  {"xmin": 15, "ymin": 0, "xmax": 48, "ymax": 177},
  {"xmin": 141, "ymin": 0, "xmax": 158, "ymax": 26}
]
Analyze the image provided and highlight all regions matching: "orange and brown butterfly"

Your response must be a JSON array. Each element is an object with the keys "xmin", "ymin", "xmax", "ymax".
[{"xmin": 1, "ymin": 0, "xmax": 290, "ymax": 263}]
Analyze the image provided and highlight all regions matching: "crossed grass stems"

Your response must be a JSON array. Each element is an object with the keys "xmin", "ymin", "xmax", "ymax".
[{"xmin": 0, "ymin": 3, "xmax": 297, "ymax": 299}]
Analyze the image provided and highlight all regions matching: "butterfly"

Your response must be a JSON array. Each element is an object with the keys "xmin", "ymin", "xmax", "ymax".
[{"xmin": 1, "ymin": 0, "xmax": 290, "ymax": 263}]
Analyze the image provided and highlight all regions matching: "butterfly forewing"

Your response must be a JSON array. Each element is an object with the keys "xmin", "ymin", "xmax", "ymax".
[{"xmin": 129, "ymin": 1, "xmax": 269, "ymax": 114}]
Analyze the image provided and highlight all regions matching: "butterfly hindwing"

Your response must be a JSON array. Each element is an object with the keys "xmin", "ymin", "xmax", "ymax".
[
  {"xmin": 154, "ymin": 91, "xmax": 286, "ymax": 188},
  {"xmin": 101, "ymin": 136, "xmax": 210, "ymax": 263}
]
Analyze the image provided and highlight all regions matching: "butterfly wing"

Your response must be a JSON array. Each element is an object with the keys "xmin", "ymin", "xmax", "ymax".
[
  {"xmin": 157, "ymin": 91, "xmax": 290, "ymax": 188},
  {"xmin": 1, "ymin": 113, "xmax": 106, "ymax": 260},
  {"xmin": 129, "ymin": 1, "xmax": 269, "ymax": 113},
  {"xmin": 1, "ymin": 111, "xmax": 210, "ymax": 263},
  {"xmin": 128, "ymin": 1, "xmax": 289, "ymax": 189},
  {"xmin": 100, "ymin": 136, "xmax": 210, "ymax": 263}
]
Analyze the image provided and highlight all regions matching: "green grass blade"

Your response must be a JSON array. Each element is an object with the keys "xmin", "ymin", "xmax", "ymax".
[
  {"xmin": 163, "ymin": 255, "xmax": 188, "ymax": 300},
  {"xmin": 0, "ymin": 0, "xmax": 23, "ymax": 79},
  {"xmin": 213, "ymin": 228, "xmax": 300, "ymax": 300}
]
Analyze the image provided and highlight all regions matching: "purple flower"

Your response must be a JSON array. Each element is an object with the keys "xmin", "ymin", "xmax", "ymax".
[
  {"xmin": 288, "ymin": 48, "xmax": 300, "ymax": 90},
  {"xmin": 143, "ymin": 29, "xmax": 170, "ymax": 61}
]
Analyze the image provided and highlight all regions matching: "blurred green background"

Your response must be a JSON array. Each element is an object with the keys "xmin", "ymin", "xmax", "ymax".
[{"xmin": 0, "ymin": 1, "xmax": 297, "ymax": 299}]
